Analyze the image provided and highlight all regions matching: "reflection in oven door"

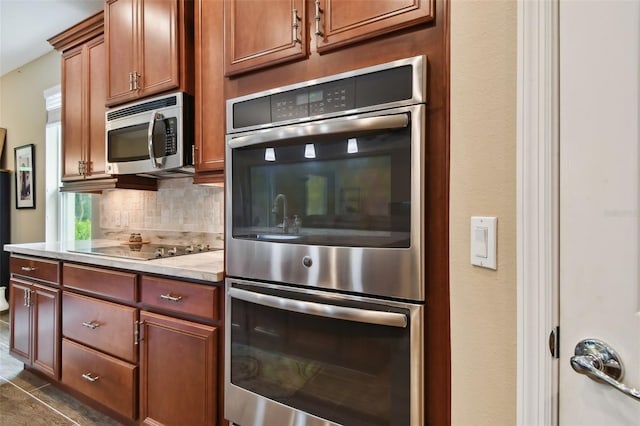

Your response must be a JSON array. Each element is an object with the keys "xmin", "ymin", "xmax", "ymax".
[{"xmin": 225, "ymin": 279, "xmax": 424, "ymax": 426}]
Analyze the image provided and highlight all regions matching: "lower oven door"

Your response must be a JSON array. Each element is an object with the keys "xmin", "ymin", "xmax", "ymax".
[{"xmin": 225, "ymin": 278, "xmax": 424, "ymax": 426}]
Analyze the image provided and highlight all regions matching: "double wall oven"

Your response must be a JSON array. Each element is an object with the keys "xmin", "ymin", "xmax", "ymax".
[{"xmin": 225, "ymin": 56, "xmax": 427, "ymax": 426}]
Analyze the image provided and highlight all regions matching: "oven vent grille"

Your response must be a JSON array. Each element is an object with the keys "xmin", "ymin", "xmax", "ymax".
[{"xmin": 107, "ymin": 96, "xmax": 178, "ymax": 121}]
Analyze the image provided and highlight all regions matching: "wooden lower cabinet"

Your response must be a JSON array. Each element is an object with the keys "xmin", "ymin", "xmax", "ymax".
[
  {"xmin": 62, "ymin": 291, "xmax": 138, "ymax": 363},
  {"xmin": 9, "ymin": 278, "xmax": 61, "ymax": 380},
  {"xmin": 138, "ymin": 311, "xmax": 218, "ymax": 426},
  {"xmin": 62, "ymin": 338, "xmax": 137, "ymax": 419}
]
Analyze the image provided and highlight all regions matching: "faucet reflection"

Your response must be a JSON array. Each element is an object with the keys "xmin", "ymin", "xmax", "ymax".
[{"xmin": 272, "ymin": 193, "xmax": 289, "ymax": 233}]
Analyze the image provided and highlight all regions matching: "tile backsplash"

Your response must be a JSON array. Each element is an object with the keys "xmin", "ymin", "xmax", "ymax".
[{"xmin": 99, "ymin": 178, "xmax": 223, "ymax": 243}]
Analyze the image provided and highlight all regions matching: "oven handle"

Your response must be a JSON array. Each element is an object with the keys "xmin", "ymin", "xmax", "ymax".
[
  {"xmin": 229, "ymin": 287, "xmax": 408, "ymax": 328},
  {"xmin": 227, "ymin": 113, "xmax": 409, "ymax": 148}
]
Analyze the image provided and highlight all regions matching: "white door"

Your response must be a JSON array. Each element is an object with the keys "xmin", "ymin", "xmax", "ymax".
[{"xmin": 559, "ymin": 1, "xmax": 640, "ymax": 424}]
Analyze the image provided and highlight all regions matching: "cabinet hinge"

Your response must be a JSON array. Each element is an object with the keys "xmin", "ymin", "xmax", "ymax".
[{"xmin": 549, "ymin": 326, "xmax": 560, "ymax": 359}]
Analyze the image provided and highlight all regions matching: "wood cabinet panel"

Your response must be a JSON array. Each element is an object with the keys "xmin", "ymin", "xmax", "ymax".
[
  {"xmin": 140, "ymin": 275, "xmax": 219, "ymax": 321},
  {"xmin": 9, "ymin": 280, "xmax": 31, "ymax": 362},
  {"xmin": 87, "ymin": 36, "xmax": 108, "ymax": 178},
  {"xmin": 194, "ymin": 0, "xmax": 225, "ymax": 179},
  {"xmin": 224, "ymin": 0, "xmax": 307, "ymax": 75},
  {"xmin": 316, "ymin": 0, "xmax": 435, "ymax": 52},
  {"xmin": 106, "ymin": 0, "xmax": 193, "ymax": 106},
  {"xmin": 62, "ymin": 338, "xmax": 137, "ymax": 420},
  {"xmin": 139, "ymin": 311, "xmax": 217, "ymax": 426},
  {"xmin": 52, "ymin": 13, "xmax": 109, "ymax": 182},
  {"xmin": 10, "ymin": 255, "xmax": 60, "ymax": 285},
  {"xmin": 61, "ymin": 46, "xmax": 84, "ymax": 181},
  {"xmin": 32, "ymin": 285, "xmax": 61, "ymax": 378},
  {"xmin": 8, "ymin": 277, "xmax": 60, "ymax": 380},
  {"xmin": 62, "ymin": 292, "xmax": 137, "ymax": 363},
  {"xmin": 105, "ymin": 0, "xmax": 137, "ymax": 105},
  {"xmin": 62, "ymin": 263, "xmax": 137, "ymax": 302},
  {"xmin": 139, "ymin": 0, "xmax": 180, "ymax": 96}
]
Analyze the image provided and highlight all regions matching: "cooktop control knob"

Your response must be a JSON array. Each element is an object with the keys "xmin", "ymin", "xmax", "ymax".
[
  {"xmin": 167, "ymin": 247, "xmax": 177, "ymax": 256},
  {"xmin": 154, "ymin": 247, "xmax": 165, "ymax": 257},
  {"xmin": 302, "ymin": 256, "xmax": 312, "ymax": 268},
  {"xmin": 185, "ymin": 245, "xmax": 194, "ymax": 253}
]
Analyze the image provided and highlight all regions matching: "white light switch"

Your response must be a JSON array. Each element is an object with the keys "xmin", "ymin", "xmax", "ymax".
[{"xmin": 470, "ymin": 216, "xmax": 497, "ymax": 270}]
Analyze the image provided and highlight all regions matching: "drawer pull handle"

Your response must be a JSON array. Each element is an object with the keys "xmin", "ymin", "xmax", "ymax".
[
  {"xmin": 82, "ymin": 321, "xmax": 100, "ymax": 329},
  {"xmin": 20, "ymin": 266, "xmax": 36, "ymax": 272},
  {"xmin": 160, "ymin": 293, "xmax": 183, "ymax": 302},
  {"xmin": 81, "ymin": 373, "xmax": 100, "ymax": 382}
]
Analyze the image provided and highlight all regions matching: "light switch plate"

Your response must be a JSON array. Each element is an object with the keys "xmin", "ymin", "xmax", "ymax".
[{"xmin": 470, "ymin": 216, "xmax": 497, "ymax": 270}]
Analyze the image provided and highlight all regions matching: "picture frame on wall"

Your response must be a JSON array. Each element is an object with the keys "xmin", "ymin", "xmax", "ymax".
[{"xmin": 15, "ymin": 144, "xmax": 35, "ymax": 209}]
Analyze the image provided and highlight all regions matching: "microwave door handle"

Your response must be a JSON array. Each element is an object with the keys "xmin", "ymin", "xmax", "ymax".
[
  {"xmin": 229, "ymin": 287, "xmax": 407, "ymax": 328},
  {"xmin": 228, "ymin": 113, "xmax": 409, "ymax": 148},
  {"xmin": 148, "ymin": 111, "xmax": 163, "ymax": 168}
]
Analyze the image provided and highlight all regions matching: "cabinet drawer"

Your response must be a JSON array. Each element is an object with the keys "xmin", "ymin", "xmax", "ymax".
[
  {"xmin": 63, "ymin": 263, "xmax": 137, "ymax": 302},
  {"xmin": 140, "ymin": 276, "xmax": 219, "ymax": 321},
  {"xmin": 63, "ymin": 292, "xmax": 137, "ymax": 363},
  {"xmin": 10, "ymin": 256, "xmax": 60, "ymax": 285},
  {"xmin": 62, "ymin": 338, "xmax": 137, "ymax": 420}
]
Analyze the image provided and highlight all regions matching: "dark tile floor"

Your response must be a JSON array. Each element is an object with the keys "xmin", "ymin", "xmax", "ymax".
[{"xmin": 0, "ymin": 309, "xmax": 122, "ymax": 425}]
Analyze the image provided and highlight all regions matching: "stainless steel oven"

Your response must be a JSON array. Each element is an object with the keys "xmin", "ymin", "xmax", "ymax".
[
  {"xmin": 225, "ymin": 56, "xmax": 426, "ymax": 302},
  {"xmin": 226, "ymin": 279, "xmax": 423, "ymax": 426},
  {"xmin": 225, "ymin": 56, "xmax": 427, "ymax": 426}
]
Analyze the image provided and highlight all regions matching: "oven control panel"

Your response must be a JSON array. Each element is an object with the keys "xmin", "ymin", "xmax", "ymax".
[
  {"xmin": 271, "ymin": 80, "xmax": 356, "ymax": 121},
  {"xmin": 229, "ymin": 59, "xmax": 418, "ymax": 131}
]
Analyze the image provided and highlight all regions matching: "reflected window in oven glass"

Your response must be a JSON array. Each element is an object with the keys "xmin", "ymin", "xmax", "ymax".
[{"xmin": 231, "ymin": 123, "xmax": 412, "ymax": 248}]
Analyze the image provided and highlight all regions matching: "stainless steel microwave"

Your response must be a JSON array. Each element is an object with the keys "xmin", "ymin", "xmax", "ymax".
[{"xmin": 105, "ymin": 91, "xmax": 194, "ymax": 177}]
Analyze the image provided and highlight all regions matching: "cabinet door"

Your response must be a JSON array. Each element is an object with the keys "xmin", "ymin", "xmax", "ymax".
[
  {"xmin": 315, "ymin": 0, "xmax": 435, "ymax": 52},
  {"xmin": 31, "ymin": 284, "xmax": 60, "ymax": 379},
  {"xmin": 106, "ymin": 0, "xmax": 138, "ymax": 105},
  {"xmin": 61, "ymin": 46, "xmax": 85, "ymax": 181},
  {"xmin": 194, "ymin": 0, "xmax": 224, "ymax": 176},
  {"xmin": 86, "ymin": 36, "xmax": 108, "ymax": 179},
  {"xmin": 138, "ymin": 0, "xmax": 180, "ymax": 97},
  {"xmin": 139, "ymin": 311, "xmax": 218, "ymax": 426},
  {"xmin": 224, "ymin": 0, "xmax": 307, "ymax": 76},
  {"xmin": 9, "ymin": 280, "xmax": 31, "ymax": 363}
]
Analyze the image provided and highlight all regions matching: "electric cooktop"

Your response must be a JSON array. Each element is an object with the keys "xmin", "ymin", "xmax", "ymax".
[{"xmin": 69, "ymin": 243, "xmax": 220, "ymax": 261}]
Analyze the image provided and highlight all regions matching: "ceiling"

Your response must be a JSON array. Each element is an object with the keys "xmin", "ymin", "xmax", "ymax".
[{"xmin": 0, "ymin": 0, "xmax": 103, "ymax": 77}]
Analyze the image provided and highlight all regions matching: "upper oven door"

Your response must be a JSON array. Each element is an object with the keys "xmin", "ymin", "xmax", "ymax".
[{"xmin": 226, "ymin": 104, "xmax": 425, "ymax": 301}]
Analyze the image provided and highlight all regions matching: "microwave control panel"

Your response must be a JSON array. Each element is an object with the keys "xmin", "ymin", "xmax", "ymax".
[{"xmin": 164, "ymin": 117, "xmax": 178, "ymax": 155}]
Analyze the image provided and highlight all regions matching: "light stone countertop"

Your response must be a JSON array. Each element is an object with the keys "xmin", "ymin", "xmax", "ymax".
[{"xmin": 3, "ymin": 240, "xmax": 225, "ymax": 283}]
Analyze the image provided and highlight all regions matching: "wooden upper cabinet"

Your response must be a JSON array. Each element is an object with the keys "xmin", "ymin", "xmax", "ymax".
[
  {"xmin": 105, "ymin": 0, "xmax": 194, "ymax": 106},
  {"xmin": 194, "ymin": 0, "xmax": 224, "ymax": 181},
  {"xmin": 224, "ymin": 0, "xmax": 307, "ymax": 76},
  {"xmin": 223, "ymin": 0, "xmax": 434, "ymax": 76},
  {"xmin": 315, "ymin": 0, "xmax": 435, "ymax": 52},
  {"xmin": 87, "ymin": 37, "xmax": 108, "ymax": 178},
  {"xmin": 61, "ymin": 47, "xmax": 84, "ymax": 181},
  {"xmin": 50, "ymin": 12, "xmax": 108, "ymax": 181},
  {"xmin": 105, "ymin": 0, "xmax": 137, "ymax": 105}
]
